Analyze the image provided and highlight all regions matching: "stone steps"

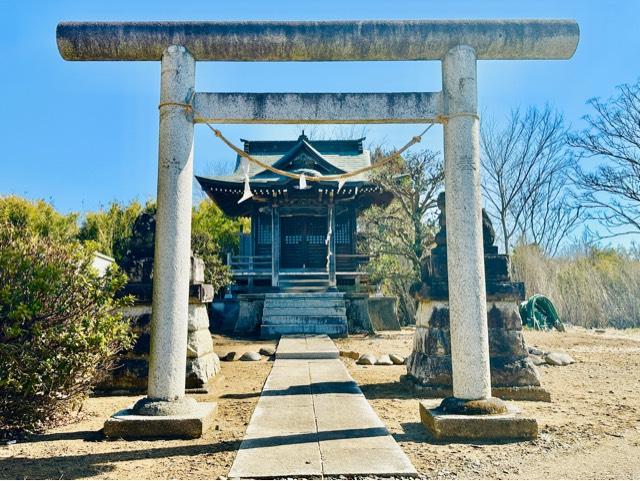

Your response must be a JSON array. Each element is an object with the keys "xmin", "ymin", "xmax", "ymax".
[
  {"xmin": 278, "ymin": 274, "xmax": 331, "ymax": 292},
  {"xmin": 278, "ymin": 284, "xmax": 331, "ymax": 293},
  {"xmin": 261, "ymin": 323, "xmax": 348, "ymax": 338},
  {"xmin": 264, "ymin": 301, "xmax": 345, "ymax": 310},
  {"xmin": 263, "ymin": 315, "xmax": 347, "ymax": 325},
  {"xmin": 266, "ymin": 292, "xmax": 344, "ymax": 299},
  {"xmin": 264, "ymin": 306, "xmax": 347, "ymax": 316},
  {"xmin": 261, "ymin": 292, "xmax": 348, "ymax": 338}
]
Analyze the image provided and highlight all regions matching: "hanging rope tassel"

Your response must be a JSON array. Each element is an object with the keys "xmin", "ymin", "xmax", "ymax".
[
  {"xmin": 237, "ymin": 157, "xmax": 253, "ymax": 203},
  {"xmin": 299, "ymin": 173, "xmax": 308, "ymax": 189}
]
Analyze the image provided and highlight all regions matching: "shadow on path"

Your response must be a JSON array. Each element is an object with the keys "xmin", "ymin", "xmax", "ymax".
[
  {"xmin": 240, "ymin": 426, "xmax": 389, "ymax": 448},
  {"xmin": 1, "ymin": 427, "xmax": 393, "ymax": 479},
  {"xmin": 260, "ymin": 381, "xmax": 360, "ymax": 397}
]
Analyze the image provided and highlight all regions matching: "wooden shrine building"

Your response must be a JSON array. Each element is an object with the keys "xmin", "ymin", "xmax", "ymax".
[{"xmin": 197, "ymin": 133, "xmax": 392, "ymax": 295}]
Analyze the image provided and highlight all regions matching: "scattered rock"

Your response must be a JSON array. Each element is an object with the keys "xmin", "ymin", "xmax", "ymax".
[
  {"xmin": 544, "ymin": 351, "xmax": 575, "ymax": 366},
  {"xmin": 356, "ymin": 353, "xmax": 377, "ymax": 365},
  {"xmin": 529, "ymin": 354, "xmax": 546, "ymax": 366},
  {"xmin": 340, "ymin": 350, "xmax": 360, "ymax": 360},
  {"xmin": 389, "ymin": 354, "xmax": 405, "ymax": 365},
  {"xmin": 528, "ymin": 346, "xmax": 545, "ymax": 356},
  {"xmin": 221, "ymin": 351, "xmax": 236, "ymax": 362},
  {"xmin": 259, "ymin": 346, "xmax": 276, "ymax": 357},
  {"xmin": 239, "ymin": 351, "xmax": 261, "ymax": 362},
  {"xmin": 376, "ymin": 354, "xmax": 394, "ymax": 366},
  {"xmin": 186, "ymin": 352, "xmax": 220, "ymax": 387}
]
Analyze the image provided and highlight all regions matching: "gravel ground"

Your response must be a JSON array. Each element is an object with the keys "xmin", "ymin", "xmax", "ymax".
[
  {"xmin": 1, "ymin": 327, "xmax": 639, "ymax": 479},
  {"xmin": 336, "ymin": 327, "xmax": 640, "ymax": 480}
]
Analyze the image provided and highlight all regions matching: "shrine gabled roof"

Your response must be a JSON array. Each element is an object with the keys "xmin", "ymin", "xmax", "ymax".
[{"xmin": 196, "ymin": 134, "xmax": 372, "ymax": 186}]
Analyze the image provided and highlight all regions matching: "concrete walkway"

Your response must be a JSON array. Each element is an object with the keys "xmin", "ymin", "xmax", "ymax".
[{"xmin": 229, "ymin": 335, "xmax": 416, "ymax": 479}]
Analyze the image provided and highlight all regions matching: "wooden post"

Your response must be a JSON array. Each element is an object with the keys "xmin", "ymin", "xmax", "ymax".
[
  {"xmin": 271, "ymin": 206, "xmax": 280, "ymax": 289},
  {"xmin": 248, "ymin": 212, "xmax": 257, "ymax": 288},
  {"xmin": 328, "ymin": 202, "xmax": 337, "ymax": 288}
]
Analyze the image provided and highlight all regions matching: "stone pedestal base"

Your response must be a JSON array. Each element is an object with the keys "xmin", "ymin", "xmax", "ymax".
[
  {"xmin": 402, "ymin": 375, "xmax": 551, "ymax": 402},
  {"xmin": 97, "ymin": 302, "xmax": 220, "ymax": 394},
  {"xmin": 103, "ymin": 401, "xmax": 217, "ymax": 439},
  {"xmin": 419, "ymin": 400, "xmax": 538, "ymax": 441},
  {"xmin": 407, "ymin": 299, "xmax": 545, "ymax": 398}
]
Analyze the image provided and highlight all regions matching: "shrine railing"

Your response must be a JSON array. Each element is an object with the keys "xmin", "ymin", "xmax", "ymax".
[
  {"xmin": 226, "ymin": 254, "xmax": 272, "ymax": 277},
  {"xmin": 336, "ymin": 254, "xmax": 370, "ymax": 275},
  {"xmin": 226, "ymin": 253, "xmax": 370, "ymax": 277}
]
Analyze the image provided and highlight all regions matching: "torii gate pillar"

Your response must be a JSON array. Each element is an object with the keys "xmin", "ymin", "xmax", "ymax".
[
  {"xmin": 144, "ymin": 46, "xmax": 197, "ymax": 406},
  {"xmin": 441, "ymin": 45, "xmax": 492, "ymax": 401}
]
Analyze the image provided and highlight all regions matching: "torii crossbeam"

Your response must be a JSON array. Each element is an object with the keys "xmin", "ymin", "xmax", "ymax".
[{"xmin": 57, "ymin": 19, "xmax": 579, "ymax": 439}]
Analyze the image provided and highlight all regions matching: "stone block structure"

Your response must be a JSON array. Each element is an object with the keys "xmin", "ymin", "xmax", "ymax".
[
  {"xmin": 97, "ymin": 212, "xmax": 220, "ymax": 393},
  {"xmin": 405, "ymin": 193, "xmax": 549, "ymax": 401}
]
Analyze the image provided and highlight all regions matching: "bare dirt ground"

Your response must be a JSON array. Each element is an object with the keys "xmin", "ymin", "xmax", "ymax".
[
  {"xmin": 336, "ymin": 327, "xmax": 640, "ymax": 480},
  {"xmin": 0, "ymin": 336, "xmax": 276, "ymax": 480},
  {"xmin": 1, "ymin": 327, "xmax": 639, "ymax": 479}
]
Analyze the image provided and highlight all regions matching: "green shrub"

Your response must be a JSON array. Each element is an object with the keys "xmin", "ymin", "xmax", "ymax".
[
  {"xmin": 192, "ymin": 198, "xmax": 247, "ymax": 255},
  {"xmin": 78, "ymin": 200, "xmax": 150, "ymax": 260},
  {"xmin": 0, "ymin": 195, "xmax": 78, "ymax": 242},
  {"xmin": 0, "ymin": 223, "xmax": 134, "ymax": 434},
  {"xmin": 191, "ymin": 199, "xmax": 239, "ymax": 292},
  {"xmin": 79, "ymin": 199, "xmax": 240, "ymax": 292}
]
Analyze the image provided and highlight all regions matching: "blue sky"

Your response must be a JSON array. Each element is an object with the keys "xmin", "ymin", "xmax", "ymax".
[{"xmin": 1, "ymin": 0, "xmax": 639, "ymax": 226}]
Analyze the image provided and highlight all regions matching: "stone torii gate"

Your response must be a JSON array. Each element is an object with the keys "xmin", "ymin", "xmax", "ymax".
[{"xmin": 57, "ymin": 19, "xmax": 579, "ymax": 438}]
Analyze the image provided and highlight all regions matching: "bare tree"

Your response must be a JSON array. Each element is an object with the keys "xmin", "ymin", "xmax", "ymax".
[
  {"xmin": 516, "ymin": 171, "xmax": 584, "ymax": 256},
  {"xmin": 569, "ymin": 81, "xmax": 640, "ymax": 238},
  {"xmin": 362, "ymin": 148, "xmax": 444, "ymax": 275},
  {"xmin": 481, "ymin": 106, "xmax": 580, "ymax": 255},
  {"xmin": 360, "ymin": 148, "xmax": 443, "ymax": 325}
]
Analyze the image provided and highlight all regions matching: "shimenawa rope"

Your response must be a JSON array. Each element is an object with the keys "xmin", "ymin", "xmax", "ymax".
[{"xmin": 158, "ymin": 100, "xmax": 447, "ymax": 183}]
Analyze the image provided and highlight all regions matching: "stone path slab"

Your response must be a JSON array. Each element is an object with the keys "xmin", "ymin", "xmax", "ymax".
[
  {"xmin": 276, "ymin": 334, "xmax": 339, "ymax": 359},
  {"xmin": 229, "ymin": 335, "xmax": 416, "ymax": 479}
]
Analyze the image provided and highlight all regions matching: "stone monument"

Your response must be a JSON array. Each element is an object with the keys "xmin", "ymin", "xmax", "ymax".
[
  {"xmin": 406, "ymin": 192, "xmax": 549, "ymax": 402},
  {"xmin": 97, "ymin": 212, "xmax": 220, "ymax": 394}
]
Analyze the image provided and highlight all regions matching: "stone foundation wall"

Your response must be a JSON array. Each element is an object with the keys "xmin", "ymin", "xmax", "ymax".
[
  {"xmin": 406, "ymin": 299, "xmax": 540, "ymax": 389},
  {"xmin": 345, "ymin": 293, "xmax": 373, "ymax": 333},
  {"xmin": 222, "ymin": 292, "xmax": 393, "ymax": 335},
  {"xmin": 368, "ymin": 296, "xmax": 401, "ymax": 331},
  {"xmin": 232, "ymin": 294, "xmax": 265, "ymax": 335}
]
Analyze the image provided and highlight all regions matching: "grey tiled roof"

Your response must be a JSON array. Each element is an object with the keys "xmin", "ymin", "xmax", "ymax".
[{"xmin": 197, "ymin": 134, "xmax": 372, "ymax": 185}]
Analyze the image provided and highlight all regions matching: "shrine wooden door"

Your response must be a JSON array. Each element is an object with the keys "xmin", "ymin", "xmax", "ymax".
[{"xmin": 280, "ymin": 215, "xmax": 327, "ymax": 269}]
